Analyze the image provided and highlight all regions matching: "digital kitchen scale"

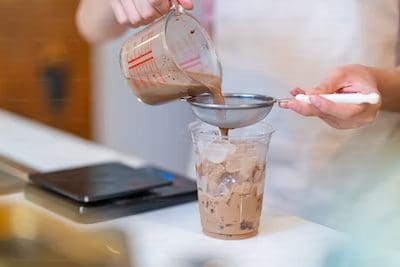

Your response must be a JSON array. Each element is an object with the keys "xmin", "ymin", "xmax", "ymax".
[
  {"xmin": 29, "ymin": 162, "xmax": 174, "ymax": 203},
  {"xmin": 26, "ymin": 162, "xmax": 197, "ymax": 223}
]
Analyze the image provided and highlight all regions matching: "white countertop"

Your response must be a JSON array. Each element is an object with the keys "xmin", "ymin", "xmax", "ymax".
[{"xmin": 0, "ymin": 110, "xmax": 345, "ymax": 267}]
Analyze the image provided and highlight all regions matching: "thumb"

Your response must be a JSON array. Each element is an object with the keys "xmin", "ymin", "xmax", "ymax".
[
  {"xmin": 308, "ymin": 79, "xmax": 345, "ymax": 95},
  {"xmin": 308, "ymin": 68, "xmax": 350, "ymax": 95},
  {"xmin": 177, "ymin": 0, "xmax": 193, "ymax": 9}
]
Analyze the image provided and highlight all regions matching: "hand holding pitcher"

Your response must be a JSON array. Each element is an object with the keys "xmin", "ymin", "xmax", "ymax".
[
  {"xmin": 110, "ymin": 0, "xmax": 193, "ymax": 26},
  {"xmin": 120, "ymin": 4, "xmax": 221, "ymax": 104}
]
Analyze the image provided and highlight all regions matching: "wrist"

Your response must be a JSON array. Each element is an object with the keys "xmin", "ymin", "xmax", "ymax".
[{"xmin": 368, "ymin": 66, "xmax": 400, "ymax": 112}]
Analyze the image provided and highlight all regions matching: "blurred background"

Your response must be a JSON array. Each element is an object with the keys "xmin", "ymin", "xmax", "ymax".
[
  {"xmin": 0, "ymin": 0, "xmax": 203, "ymax": 174},
  {"xmin": 1, "ymin": 2, "xmax": 400, "ymax": 266},
  {"xmin": 0, "ymin": 1, "xmax": 91, "ymax": 138}
]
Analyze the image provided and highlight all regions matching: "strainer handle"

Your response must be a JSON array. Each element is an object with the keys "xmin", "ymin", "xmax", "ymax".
[{"xmin": 295, "ymin": 93, "xmax": 380, "ymax": 105}]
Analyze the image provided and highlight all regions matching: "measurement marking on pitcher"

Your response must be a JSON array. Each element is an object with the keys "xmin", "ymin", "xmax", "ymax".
[
  {"xmin": 152, "ymin": 55, "xmax": 166, "ymax": 82},
  {"xmin": 128, "ymin": 50, "xmax": 153, "ymax": 64},
  {"xmin": 128, "ymin": 56, "xmax": 154, "ymax": 70},
  {"xmin": 179, "ymin": 55, "xmax": 201, "ymax": 70},
  {"xmin": 182, "ymin": 60, "xmax": 202, "ymax": 70}
]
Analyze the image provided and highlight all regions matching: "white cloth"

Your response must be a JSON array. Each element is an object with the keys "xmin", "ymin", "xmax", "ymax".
[{"xmin": 207, "ymin": 0, "xmax": 400, "ymax": 230}]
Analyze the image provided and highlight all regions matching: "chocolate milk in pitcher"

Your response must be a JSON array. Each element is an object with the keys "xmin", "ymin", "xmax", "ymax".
[{"xmin": 120, "ymin": 6, "xmax": 228, "ymax": 133}]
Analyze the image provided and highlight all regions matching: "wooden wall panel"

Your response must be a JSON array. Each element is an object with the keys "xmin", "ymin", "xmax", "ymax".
[{"xmin": 0, "ymin": 0, "xmax": 91, "ymax": 139}]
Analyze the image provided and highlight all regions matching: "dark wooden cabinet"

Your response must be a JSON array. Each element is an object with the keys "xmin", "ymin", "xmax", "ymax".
[{"xmin": 0, "ymin": 0, "xmax": 91, "ymax": 139}]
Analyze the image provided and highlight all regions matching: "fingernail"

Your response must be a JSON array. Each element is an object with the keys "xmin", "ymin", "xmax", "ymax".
[
  {"xmin": 279, "ymin": 101, "xmax": 289, "ymax": 108},
  {"xmin": 310, "ymin": 96, "xmax": 321, "ymax": 108}
]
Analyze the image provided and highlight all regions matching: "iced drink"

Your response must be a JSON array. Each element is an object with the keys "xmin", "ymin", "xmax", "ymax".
[{"xmin": 189, "ymin": 121, "xmax": 273, "ymax": 239}]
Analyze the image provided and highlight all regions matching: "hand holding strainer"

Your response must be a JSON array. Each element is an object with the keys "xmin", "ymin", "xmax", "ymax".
[{"xmin": 187, "ymin": 92, "xmax": 380, "ymax": 129}]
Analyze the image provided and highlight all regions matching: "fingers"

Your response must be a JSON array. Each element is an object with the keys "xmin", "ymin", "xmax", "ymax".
[
  {"xmin": 134, "ymin": 0, "xmax": 161, "ymax": 23},
  {"xmin": 280, "ymin": 98, "xmax": 372, "ymax": 129},
  {"xmin": 282, "ymin": 65, "xmax": 380, "ymax": 129},
  {"xmin": 147, "ymin": 0, "xmax": 170, "ymax": 14},
  {"xmin": 120, "ymin": 0, "xmax": 143, "ymax": 25},
  {"xmin": 290, "ymin": 87, "xmax": 306, "ymax": 96},
  {"xmin": 309, "ymin": 68, "xmax": 349, "ymax": 95},
  {"xmin": 110, "ymin": 0, "xmax": 129, "ymax": 24},
  {"xmin": 280, "ymin": 95, "xmax": 368, "ymax": 119},
  {"xmin": 282, "ymin": 88, "xmax": 320, "ymax": 116},
  {"xmin": 308, "ymin": 95, "xmax": 368, "ymax": 120},
  {"xmin": 321, "ymin": 112, "xmax": 376, "ymax": 130},
  {"xmin": 178, "ymin": 0, "xmax": 194, "ymax": 9},
  {"xmin": 309, "ymin": 80, "xmax": 341, "ymax": 95},
  {"xmin": 280, "ymin": 100, "xmax": 321, "ymax": 117},
  {"xmin": 112, "ymin": 0, "xmax": 174, "ymax": 27}
]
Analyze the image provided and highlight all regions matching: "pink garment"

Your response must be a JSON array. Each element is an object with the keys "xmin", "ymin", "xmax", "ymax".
[{"xmin": 200, "ymin": 0, "xmax": 215, "ymax": 38}]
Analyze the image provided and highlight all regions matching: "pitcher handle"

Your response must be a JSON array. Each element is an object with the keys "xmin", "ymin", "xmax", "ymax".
[{"xmin": 170, "ymin": 0, "xmax": 184, "ymax": 14}]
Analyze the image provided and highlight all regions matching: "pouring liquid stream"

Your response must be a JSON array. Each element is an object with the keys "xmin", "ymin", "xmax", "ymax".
[
  {"xmin": 186, "ymin": 72, "xmax": 229, "ymax": 136},
  {"xmin": 128, "ymin": 72, "xmax": 228, "ymax": 135}
]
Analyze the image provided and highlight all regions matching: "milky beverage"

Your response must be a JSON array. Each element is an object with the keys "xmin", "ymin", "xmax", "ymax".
[
  {"xmin": 188, "ymin": 72, "xmax": 267, "ymax": 241},
  {"xmin": 194, "ymin": 136, "xmax": 268, "ymax": 240},
  {"xmin": 130, "ymin": 71, "xmax": 266, "ymax": 239}
]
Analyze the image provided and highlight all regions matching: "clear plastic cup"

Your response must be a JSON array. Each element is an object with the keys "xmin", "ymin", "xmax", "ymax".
[
  {"xmin": 189, "ymin": 121, "xmax": 274, "ymax": 240},
  {"xmin": 120, "ymin": 7, "xmax": 221, "ymax": 105}
]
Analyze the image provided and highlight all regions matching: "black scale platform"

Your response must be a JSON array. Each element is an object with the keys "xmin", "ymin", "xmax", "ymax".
[{"xmin": 25, "ymin": 162, "xmax": 197, "ymax": 223}]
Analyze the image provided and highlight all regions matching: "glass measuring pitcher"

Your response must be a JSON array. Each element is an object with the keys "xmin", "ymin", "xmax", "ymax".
[{"xmin": 120, "ymin": 6, "xmax": 221, "ymax": 105}]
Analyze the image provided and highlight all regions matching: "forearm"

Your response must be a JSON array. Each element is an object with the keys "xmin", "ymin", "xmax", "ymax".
[
  {"xmin": 369, "ymin": 67, "xmax": 400, "ymax": 112},
  {"xmin": 76, "ymin": 0, "xmax": 128, "ymax": 44}
]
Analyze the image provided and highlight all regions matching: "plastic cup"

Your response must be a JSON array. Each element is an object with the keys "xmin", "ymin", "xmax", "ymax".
[{"xmin": 189, "ymin": 121, "xmax": 274, "ymax": 239}]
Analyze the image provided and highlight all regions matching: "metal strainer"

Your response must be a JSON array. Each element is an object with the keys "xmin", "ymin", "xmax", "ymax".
[
  {"xmin": 186, "ymin": 92, "xmax": 380, "ymax": 129},
  {"xmin": 187, "ymin": 93, "xmax": 277, "ymax": 129}
]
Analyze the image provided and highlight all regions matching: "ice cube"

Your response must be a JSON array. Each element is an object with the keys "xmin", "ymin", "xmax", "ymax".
[
  {"xmin": 208, "ymin": 163, "xmax": 225, "ymax": 181},
  {"xmin": 231, "ymin": 182, "xmax": 253, "ymax": 196},
  {"xmin": 203, "ymin": 141, "xmax": 236, "ymax": 164},
  {"xmin": 198, "ymin": 160, "xmax": 217, "ymax": 177},
  {"xmin": 197, "ymin": 176, "xmax": 208, "ymax": 192},
  {"xmin": 195, "ymin": 163, "xmax": 203, "ymax": 176},
  {"xmin": 253, "ymin": 167, "xmax": 265, "ymax": 183},
  {"xmin": 241, "ymin": 182, "xmax": 253, "ymax": 195},
  {"xmin": 225, "ymin": 154, "xmax": 242, "ymax": 173},
  {"xmin": 207, "ymin": 179, "xmax": 218, "ymax": 195},
  {"xmin": 238, "ymin": 156, "xmax": 258, "ymax": 181},
  {"xmin": 217, "ymin": 183, "xmax": 230, "ymax": 196},
  {"xmin": 235, "ymin": 141, "xmax": 254, "ymax": 155}
]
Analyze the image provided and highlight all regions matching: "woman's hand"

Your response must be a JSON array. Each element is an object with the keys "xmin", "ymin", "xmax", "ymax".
[
  {"xmin": 77, "ymin": 0, "xmax": 193, "ymax": 44},
  {"xmin": 280, "ymin": 64, "xmax": 382, "ymax": 129},
  {"xmin": 110, "ymin": 0, "xmax": 193, "ymax": 26}
]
